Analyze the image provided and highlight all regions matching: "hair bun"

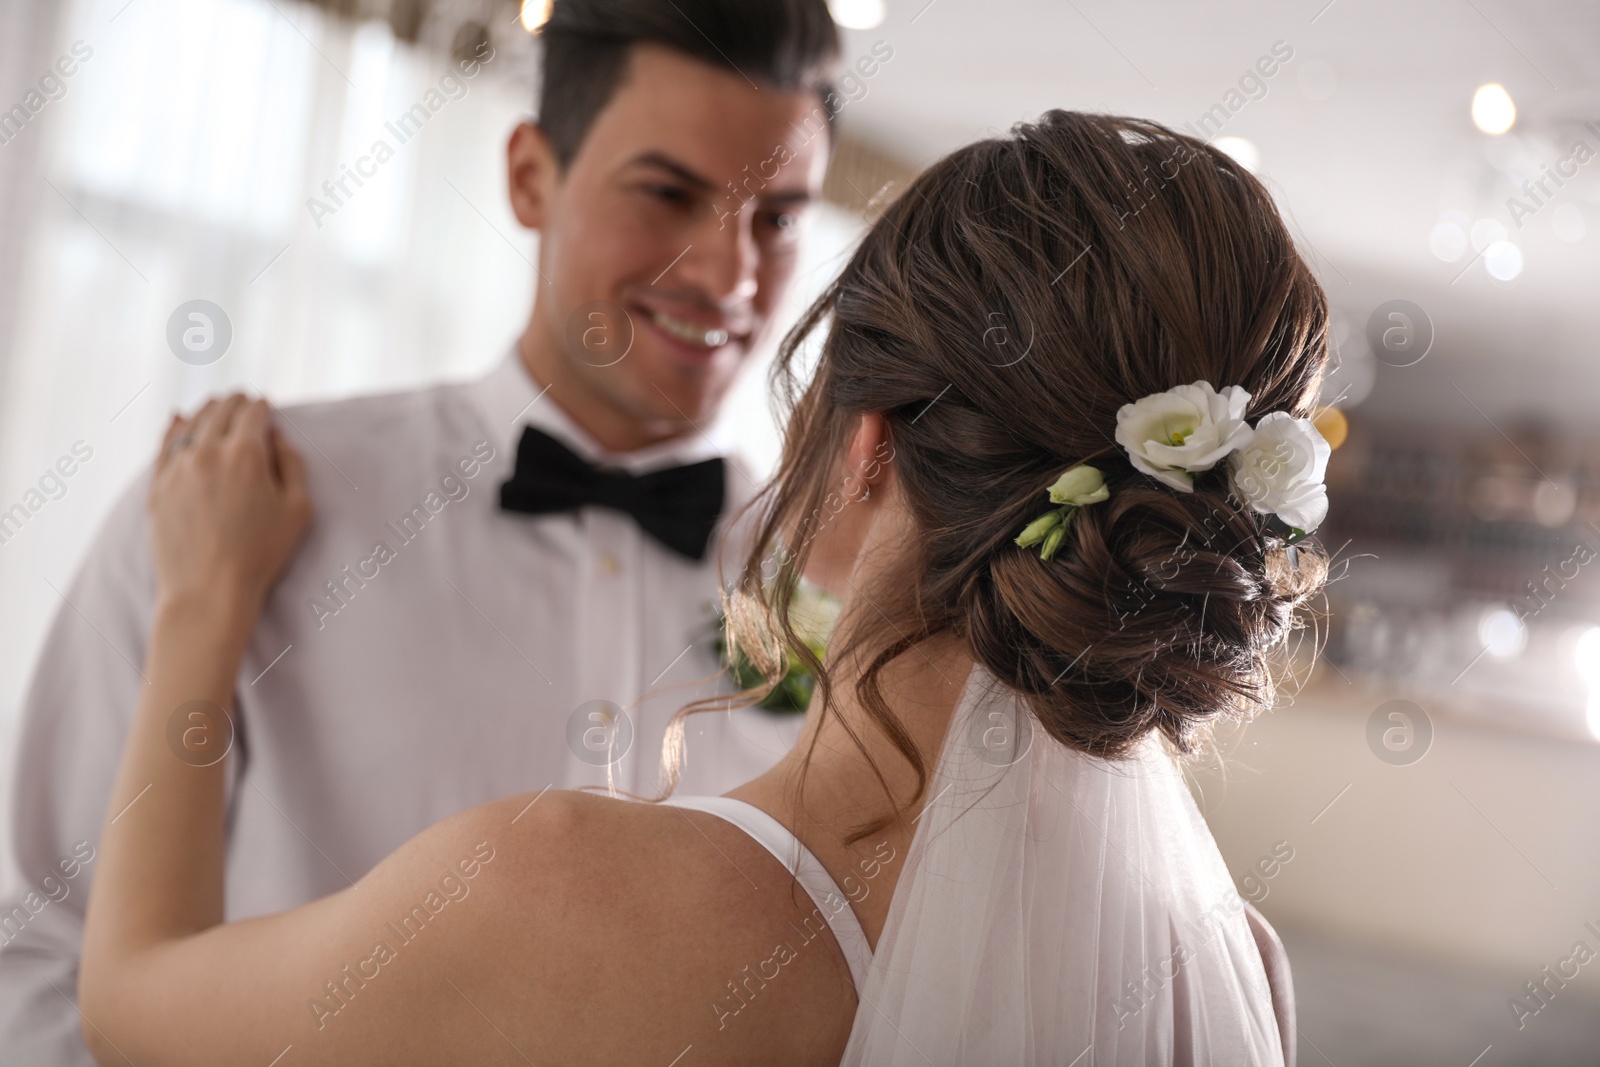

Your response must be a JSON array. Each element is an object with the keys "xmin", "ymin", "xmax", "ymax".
[{"xmin": 970, "ymin": 476, "xmax": 1324, "ymax": 759}]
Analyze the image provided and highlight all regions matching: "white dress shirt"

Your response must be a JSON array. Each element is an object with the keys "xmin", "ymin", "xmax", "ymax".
[{"xmin": 0, "ymin": 348, "xmax": 803, "ymax": 1065}]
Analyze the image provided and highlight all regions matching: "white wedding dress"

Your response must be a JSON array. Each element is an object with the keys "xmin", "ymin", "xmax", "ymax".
[{"xmin": 840, "ymin": 662, "xmax": 1286, "ymax": 1065}]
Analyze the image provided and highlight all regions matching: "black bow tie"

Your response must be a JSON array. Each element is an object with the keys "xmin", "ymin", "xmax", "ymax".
[{"xmin": 498, "ymin": 426, "xmax": 726, "ymax": 562}]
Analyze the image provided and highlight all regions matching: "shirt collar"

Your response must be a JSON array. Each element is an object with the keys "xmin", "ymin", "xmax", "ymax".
[{"xmin": 464, "ymin": 345, "xmax": 737, "ymax": 474}]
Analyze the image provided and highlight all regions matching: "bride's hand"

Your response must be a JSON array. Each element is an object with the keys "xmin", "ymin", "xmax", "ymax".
[{"xmin": 149, "ymin": 393, "xmax": 312, "ymax": 617}]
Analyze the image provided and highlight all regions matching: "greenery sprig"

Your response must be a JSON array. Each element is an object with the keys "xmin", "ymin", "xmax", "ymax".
[{"xmin": 1014, "ymin": 464, "xmax": 1109, "ymax": 561}]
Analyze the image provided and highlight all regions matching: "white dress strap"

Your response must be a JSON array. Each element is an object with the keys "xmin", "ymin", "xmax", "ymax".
[{"xmin": 663, "ymin": 795, "xmax": 873, "ymax": 992}]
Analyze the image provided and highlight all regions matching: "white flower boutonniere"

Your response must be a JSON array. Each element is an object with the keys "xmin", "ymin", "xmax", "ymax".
[
  {"xmin": 706, "ymin": 583, "xmax": 840, "ymax": 713},
  {"xmin": 1114, "ymin": 381, "xmax": 1254, "ymax": 492}
]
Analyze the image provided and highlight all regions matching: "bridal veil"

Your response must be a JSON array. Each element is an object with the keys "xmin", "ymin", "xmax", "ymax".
[{"xmin": 841, "ymin": 662, "xmax": 1286, "ymax": 1065}]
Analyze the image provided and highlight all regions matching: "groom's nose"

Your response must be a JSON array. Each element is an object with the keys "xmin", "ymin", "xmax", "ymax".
[{"xmin": 669, "ymin": 204, "xmax": 762, "ymax": 312}]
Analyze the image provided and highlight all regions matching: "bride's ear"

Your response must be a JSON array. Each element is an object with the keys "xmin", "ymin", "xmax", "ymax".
[{"xmin": 845, "ymin": 412, "xmax": 894, "ymax": 500}]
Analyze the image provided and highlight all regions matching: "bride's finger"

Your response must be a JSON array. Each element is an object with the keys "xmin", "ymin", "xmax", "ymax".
[
  {"xmin": 183, "ymin": 398, "xmax": 220, "ymax": 446},
  {"xmin": 157, "ymin": 414, "xmax": 184, "ymax": 464},
  {"xmin": 229, "ymin": 397, "xmax": 272, "ymax": 452},
  {"xmin": 195, "ymin": 393, "xmax": 249, "ymax": 448},
  {"xmin": 187, "ymin": 394, "xmax": 235, "ymax": 447},
  {"xmin": 157, "ymin": 413, "xmax": 200, "ymax": 470},
  {"xmin": 271, "ymin": 422, "xmax": 310, "ymax": 511}
]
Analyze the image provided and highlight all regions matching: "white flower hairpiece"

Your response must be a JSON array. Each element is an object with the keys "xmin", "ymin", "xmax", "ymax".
[
  {"xmin": 1227, "ymin": 410, "xmax": 1330, "ymax": 535},
  {"xmin": 1114, "ymin": 381, "xmax": 1254, "ymax": 493},
  {"xmin": 1014, "ymin": 464, "xmax": 1108, "ymax": 560},
  {"xmin": 1017, "ymin": 381, "xmax": 1331, "ymax": 559}
]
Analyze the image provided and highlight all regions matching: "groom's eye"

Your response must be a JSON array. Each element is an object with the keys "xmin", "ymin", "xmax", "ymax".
[
  {"xmin": 759, "ymin": 208, "xmax": 803, "ymax": 242},
  {"xmin": 642, "ymin": 183, "xmax": 694, "ymax": 209}
]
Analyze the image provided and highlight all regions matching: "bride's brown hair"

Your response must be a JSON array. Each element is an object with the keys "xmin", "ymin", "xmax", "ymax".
[{"xmin": 678, "ymin": 111, "xmax": 1330, "ymax": 834}]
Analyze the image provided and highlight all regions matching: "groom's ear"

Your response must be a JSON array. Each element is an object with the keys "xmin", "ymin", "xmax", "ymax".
[{"xmin": 507, "ymin": 122, "xmax": 559, "ymax": 230}]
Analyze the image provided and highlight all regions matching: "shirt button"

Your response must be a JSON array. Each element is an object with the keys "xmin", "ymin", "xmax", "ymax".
[{"xmin": 598, "ymin": 553, "xmax": 621, "ymax": 576}]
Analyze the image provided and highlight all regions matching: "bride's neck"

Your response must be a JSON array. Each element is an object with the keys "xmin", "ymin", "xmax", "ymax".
[{"xmin": 737, "ymin": 625, "xmax": 975, "ymax": 842}]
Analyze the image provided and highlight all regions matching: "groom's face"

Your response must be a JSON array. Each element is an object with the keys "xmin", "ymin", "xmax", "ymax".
[{"xmin": 528, "ymin": 44, "xmax": 831, "ymax": 435}]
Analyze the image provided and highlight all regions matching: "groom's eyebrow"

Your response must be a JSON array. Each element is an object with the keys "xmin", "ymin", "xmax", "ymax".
[
  {"xmin": 626, "ymin": 150, "xmax": 816, "ymax": 204},
  {"xmin": 627, "ymin": 151, "xmax": 718, "ymax": 192}
]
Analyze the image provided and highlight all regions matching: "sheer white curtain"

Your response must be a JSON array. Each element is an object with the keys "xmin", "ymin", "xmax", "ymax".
[{"xmin": 0, "ymin": 0, "xmax": 863, "ymax": 751}]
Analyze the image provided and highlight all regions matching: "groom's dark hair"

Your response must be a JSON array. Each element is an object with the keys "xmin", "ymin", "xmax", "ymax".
[{"xmin": 537, "ymin": 0, "xmax": 843, "ymax": 169}]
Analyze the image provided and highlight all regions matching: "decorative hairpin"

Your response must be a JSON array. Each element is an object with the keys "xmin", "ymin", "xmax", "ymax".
[
  {"xmin": 1014, "ymin": 464, "xmax": 1108, "ymax": 560},
  {"xmin": 1017, "ymin": 381, "xmax": 1331, "ymax": 559}
]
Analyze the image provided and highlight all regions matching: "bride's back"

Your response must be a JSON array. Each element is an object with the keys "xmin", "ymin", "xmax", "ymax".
[{"xmin": 262, "ymin": 789, "xmax": 862, "ymax": 1065}]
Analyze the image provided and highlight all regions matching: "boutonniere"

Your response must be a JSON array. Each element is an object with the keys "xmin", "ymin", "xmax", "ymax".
[{"xmin": 700, "ymin": 582, "xmax": 840, "ymax": 713}]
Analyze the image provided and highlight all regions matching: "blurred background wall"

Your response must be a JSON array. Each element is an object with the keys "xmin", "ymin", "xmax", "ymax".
[{"xmin": 2, "ymin": 0, "xmax": 1598, "ymax": 1062}]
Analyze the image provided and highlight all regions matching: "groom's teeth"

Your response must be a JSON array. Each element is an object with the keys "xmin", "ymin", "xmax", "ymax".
[{"xmin": 649, "ymin": 310, "xmax": 729, "ymax": 349}]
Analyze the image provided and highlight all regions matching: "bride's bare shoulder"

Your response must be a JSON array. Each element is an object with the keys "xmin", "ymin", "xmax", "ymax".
[{"xmin": 368, "ymin": 789, "xmax": 859, "ymax": 1065}]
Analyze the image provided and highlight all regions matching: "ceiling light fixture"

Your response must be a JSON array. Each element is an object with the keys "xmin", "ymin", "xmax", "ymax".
[
  {"xmin": 520, "ymin": 0, "xmax": 553, "ymax": 32},
  {"xmin": 1213, "ymin": 136, "xmax": 1260, "ymax": 173},
  {"xmin": 829, "ymin": 0, "xmax": 887, "ymax": 30},
  {"xmin": 1484, "ymin": 240, "xmax": 1524, "ymax": 281},
  {"xmin": 1471, "ymin": 83, "xmax": 1516, "ymax": 135}
]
